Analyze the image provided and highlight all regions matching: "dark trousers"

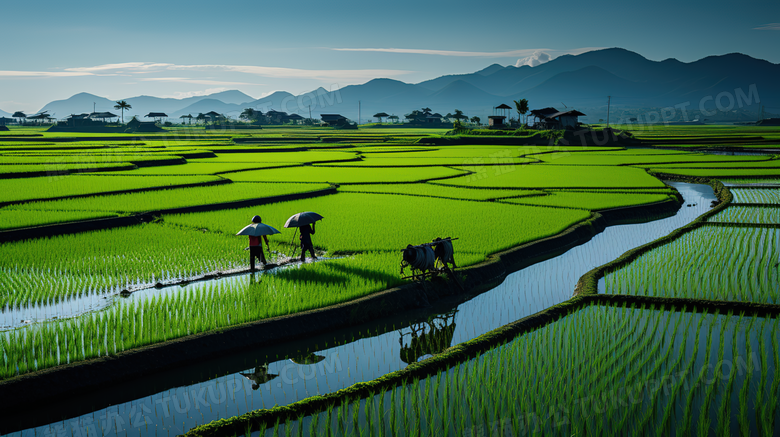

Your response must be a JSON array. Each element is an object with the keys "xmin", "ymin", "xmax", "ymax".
[
  {"xmin": 300, "ymin": 240, "xmax": 316, "ymax": 261},
  {"xmin": 250, "ymin": 246, "xmax": 266, "ymax": 270}
]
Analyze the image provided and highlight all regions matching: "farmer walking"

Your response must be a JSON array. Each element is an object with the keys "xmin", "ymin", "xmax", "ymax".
[
  {"xmin": 299, "ymin": 222, "xmax": 316, "ymax": 261},
  {"xmin": 236, "ymin": 215, "xmax": 279, "ymax": 271},
  {"xmin": 284, "ymin": 211, "xmax": 324, "ymax": 262}
]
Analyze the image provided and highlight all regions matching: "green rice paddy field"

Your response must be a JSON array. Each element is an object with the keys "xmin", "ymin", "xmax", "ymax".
[{"xmin": 1, "ymin": 124, "xmax": 779, "ymax": 436}]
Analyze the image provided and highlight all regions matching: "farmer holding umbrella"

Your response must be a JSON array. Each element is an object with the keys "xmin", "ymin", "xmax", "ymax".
[
  {"xmin": 284, "ymin": 211, "xmax": 324, "ymax": 262},
  {"xmin": 236, "ymin": 215, "xmax": 280, "ymax": 271}
]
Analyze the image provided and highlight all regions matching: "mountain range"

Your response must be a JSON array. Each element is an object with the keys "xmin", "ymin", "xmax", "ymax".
[{"xmin": 4, "ymin": 48, "xmax": 777, "ymax": 123}]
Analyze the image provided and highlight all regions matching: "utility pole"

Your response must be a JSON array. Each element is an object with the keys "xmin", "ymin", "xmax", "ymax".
[
  {"xmin": 606, "ymin": 96, "xmax": 611, "ymax": 128},
  {"xmin": 93, "ymin": 102, "xmax": 96, "ymax": 114},
  {"xmin": 358, "ymin": 100, "xmax": 361, "ymax": 126},
  {"xmin": 308, "ymin": 105, "xmax": 312, "ymax": 121}
]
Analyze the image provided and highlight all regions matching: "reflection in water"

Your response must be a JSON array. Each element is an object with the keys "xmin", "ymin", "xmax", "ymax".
[
  {"xmin": 240, "ymin": 365, "xmax": 279, "ymax": 391},
  {"xmin": 399, "ymin": 310, "xmax": 457, "ymax": 365},
  {"xmin": 13, "ymin": 182, "xmax": 718, "ymax": 437},
  {"xmin": 289, "ymin": 353, "xmax": 326, "ymax": 365}
]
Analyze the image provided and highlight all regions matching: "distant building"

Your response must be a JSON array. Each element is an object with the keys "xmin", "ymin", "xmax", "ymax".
[
  {"xmin": 529, "ymin": 107, "xmax": 559, "ymax": 127},
  {"xmin": 320, "ymin": 114, "xmax": 348, "ymax": 125},
  {"xmin": 544, "ymin": 110, "xmax": 586, "ymax": 129},
  {"xmin": 88, "ymin": 112, "xmax": 118, "ymax": 122},
  {"xmin": 145, "ymin": 112, "xmax": 168, "ymax": 123},
  {"xmin": 265, "ymin": 110, "xmax": 288, "ymax": 124},
  {"xmin": 62, "ymin": 114, "xmax": 101, "ymax": 128},
  {"xmin": 320, "ymin": 113, "xmax": 356, "ymax": 129},
  {"xmin": 426, "ymin": 113, "xmax": 444, "ymax": 123},
  {"xmin": 284, "ymin": 113, "xmax": 304, "ymax": 124},
  {"xmin": 488, "ymin": 115, "xmax": 506, "ymax": 128},
  {"xmin": 203, "ymin": 111, "xmax": 222, "ymax": 122}
]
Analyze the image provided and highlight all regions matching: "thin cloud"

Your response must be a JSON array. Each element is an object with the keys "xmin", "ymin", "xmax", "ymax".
[
  {"xmin": 754, "ymin": 23, "xmax": 780, "ymax": 30},
  {"xmin": 139, "ymin": 77, "xmax": 255, "ymax": 86},
  {"xmin": 0, "ymin": 70, "xmax": 93, "ymax": 78},
  {"xmin": 65, "ymin": 62, "xmax": 173, "ymax": 72},
  {"xmin": 48, "ymin": 62, "xmax": 413, "ymax": 82},
  {"xmin": 168, "ymin": 64, "xmax": 414, "ymax": 81}
]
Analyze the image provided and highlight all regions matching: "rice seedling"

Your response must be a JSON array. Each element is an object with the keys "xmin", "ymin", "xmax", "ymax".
[
  {"xmin": 0, "ymin": 208, "xmax": 118, "ymax": 230},
  {"xmin": 708, "ymin": 205, "xmax": 780, "ymax": 224},
  {"xmin": 11, "ymin": 182, "xmax": 331, "ymax": 215},
  {"xmin": 99, "ymin": 162, "xmax": 300, "ymax": 175},
  {"xmin": 646, "ymin": 159, "xmax": 780, "ymax": 169},
  {"xmin": 499, "ymin": 191, "xmax": 673, "ymax": 210},
  {"xmin": 163, "ymin": 192, "xmax": 591, "ymax": 260},
  {"xmin": 536, "ymin": 152, "xmax": 769, "ymax": 166},
  {"xmin": 722, "ymin": 177, "xmax": 780, "ymax": 186},
  {"xmin": 0, "ymin": 162, "xmax": 136, "ymax": 176},
  {"xmin": 730, "ymin": 188, "xmax": 780, "ymax": 204},
  {"xmin": 439, "ymin": 165, "xmax": 667, "ymax": 189},
  {"xmin": 337, "ymin": 183, "xmax": 542, "ymax": 200},
  {"xmin": 248, "ymin": 303, "xmax": 779, "ymax": 437},
  {"xmin": 0, "ymin": 223, "xmax": 247, "ymax": 307},
  {"xmin": 187, "ymin": 151, "xmax": 359, "ymax": 163},
  {"xmin": 0, "ymin": 154, "xmax": 184, "ymax": 164},
  {"xmin": 0, "ymin": 174, "xmax": 222, "ymax": 204},
  {"xmin": 648, "ymin": 167, "xmax": 780, "ymax": 178},
  {"xmin": 0, "ymin": 252, "xmax": 401, "ymax": 379},
  {"xmin": 605, "ymin": 225, "xmax": 780, "ymax": 303},
  {"xmin": 317, "ymin": 156, "xmax": 536, "ymax": 167},
  {"xmin": 224, "ymin": 166, "xmax": 468, "ymax": 184}
]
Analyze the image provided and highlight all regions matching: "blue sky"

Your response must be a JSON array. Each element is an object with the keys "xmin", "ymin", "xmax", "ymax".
[{"xmin": 1, "ymin": 0, "xmax": 778, "ymax": 112}]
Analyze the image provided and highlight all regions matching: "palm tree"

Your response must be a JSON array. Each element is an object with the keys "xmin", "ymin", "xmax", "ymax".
[
  {"xmin": 114, "ymin": 101, "xmax": 132, "ymax": 123},
  {"xmin": 453, "ymin": 109, "xmax": 466, "ymax": 122},
  {"xmin": 513, "ymin": 99, "xmax": 529, "ymax": 126}
]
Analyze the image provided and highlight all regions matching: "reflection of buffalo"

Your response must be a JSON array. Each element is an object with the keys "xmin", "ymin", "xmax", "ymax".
[
  {"xmin": 289, "ymin": 352, "xmax": 326, "ymax": 365},
  {"xmin": 399, "ymin": 310, "xmax": 457, "ymax": 365},
  {"xmin": 240, "ymin": 364, "xmax": 279, "ymax": 390}
]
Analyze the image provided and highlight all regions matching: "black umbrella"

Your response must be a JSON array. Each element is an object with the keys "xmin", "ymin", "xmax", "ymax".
[{"xmin": 284, "ymin": 212, "xmax": 323, "ymax": 228}]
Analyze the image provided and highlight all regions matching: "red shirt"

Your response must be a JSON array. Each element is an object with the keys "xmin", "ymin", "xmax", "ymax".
[{"xmin": 249, "ymin": 236, "xmax": 261, "ymax": 246}]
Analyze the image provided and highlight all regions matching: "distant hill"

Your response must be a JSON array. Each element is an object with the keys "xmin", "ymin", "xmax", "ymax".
[
  {"xmin": 126, "ymin": 90, "xmax": 255, "ymax": 117},
  {"xmin": 37, "ymin": 90, "xmax": 257, "ymax": 120},
  {"xmin": 38, "ymin": 92, "xmax": 117, "ymax": 118},
  {"xmin": 0, "ymin": 109, "xmax": 12, "ymax": 118},
  {"xmin": 32, "ymin": 48, "xmax": 779, "ymax": 123}
]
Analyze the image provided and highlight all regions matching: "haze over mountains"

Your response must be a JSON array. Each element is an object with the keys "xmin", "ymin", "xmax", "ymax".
[{"xmin": 7, "ymin": 48, "xmax": 777, "ymax": 122}]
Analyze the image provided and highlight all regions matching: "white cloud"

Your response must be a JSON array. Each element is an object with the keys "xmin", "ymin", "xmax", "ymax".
[
  {"xmin": 33, "ymin": 61, "xmax": 413, "ymax": 83},
  {"xmin": 754, "ymin": 23, "xmax": 780, "ymax": 30},
  {"xmin": 167, "ymin": 64, "xmax": 414, "ymax": 81},
  {"xmin": 515, "ymin": 51, "xmax": 552, "ymax": 67},
  {"xmin": 65, "ymin": 62, "xmax": 173, "ymax": 72},
  {"xmin": 139, "ymin": 77, "xmax": 255, "ymax": 86},
  {"xmin": 513, "ymin": 47, "xmax": 608, "ymax": 67},
  {"xmin": 0, "ymin": 70, "xmax": 93, "ymax": 78}
]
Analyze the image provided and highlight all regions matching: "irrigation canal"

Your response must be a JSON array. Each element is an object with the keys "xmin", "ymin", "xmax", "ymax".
[{"xmin": 5, "ymin": 182, "xmax": 718, "ymax": 437}]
